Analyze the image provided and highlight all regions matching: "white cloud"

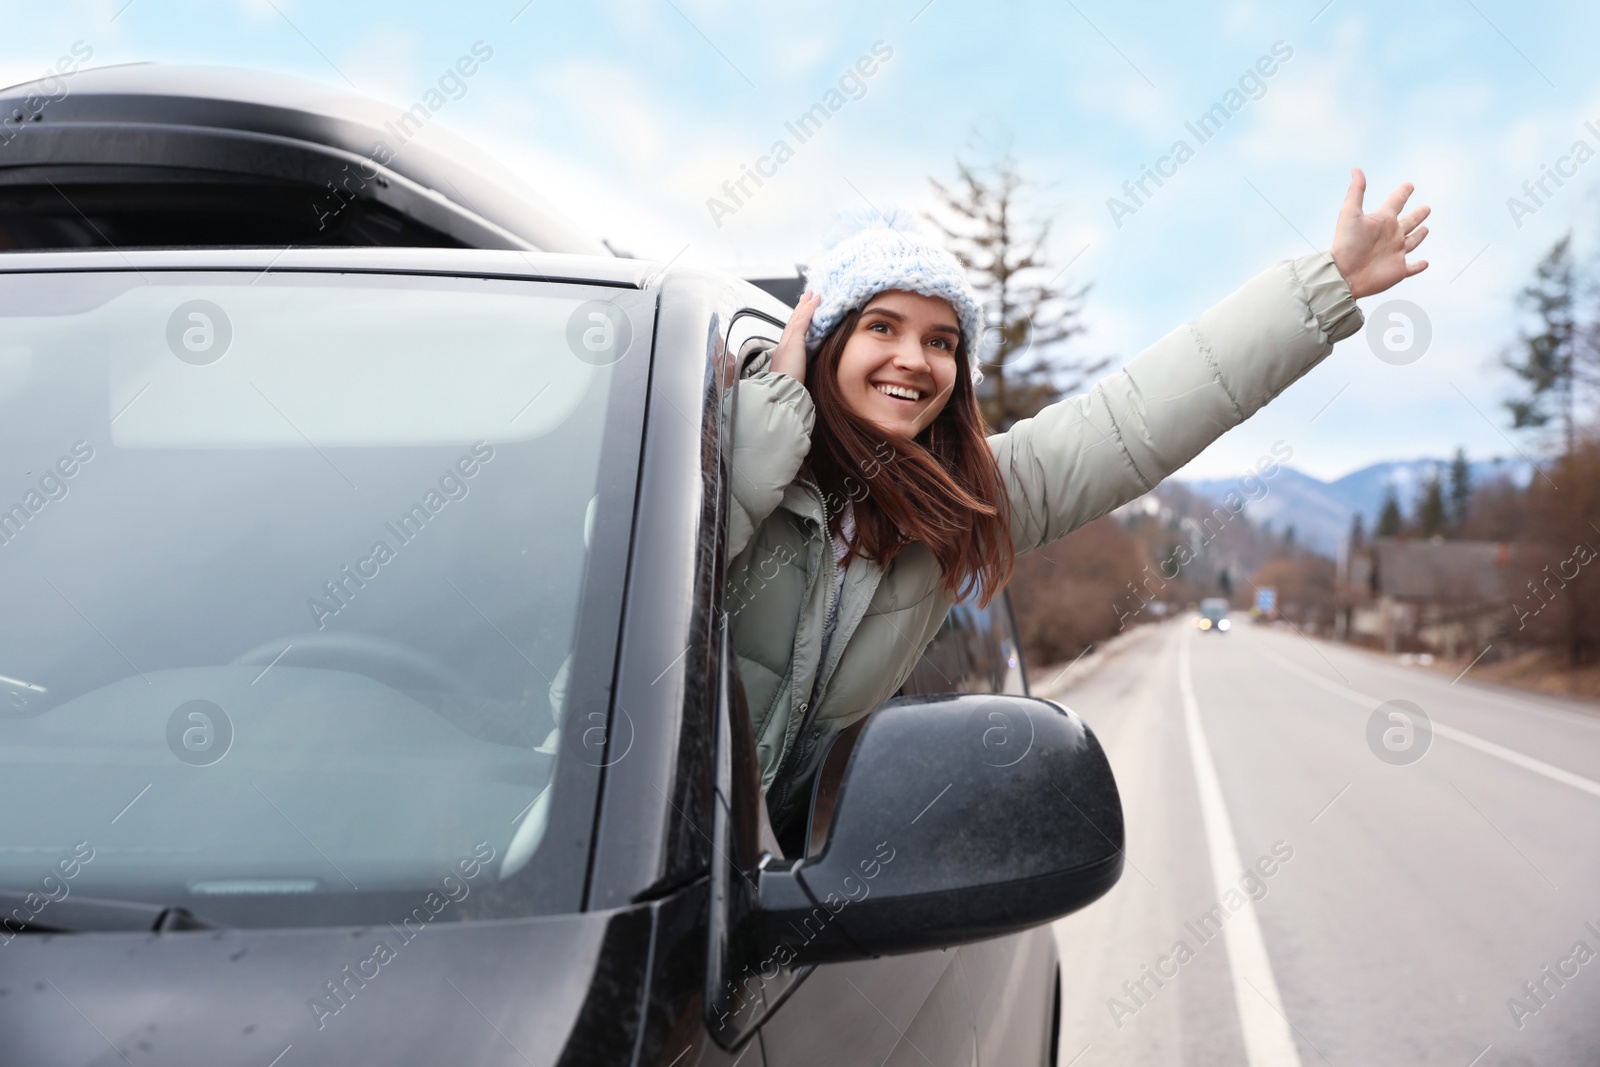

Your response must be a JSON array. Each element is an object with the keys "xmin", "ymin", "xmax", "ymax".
[
  {"xmin": 599, "ymin": 0, "xmax": 655, "ymax": 41},
  {"xmin": 337, "ymin": 25, "xmax": 424, "ymax": 102},
  {"xmin": 1231, "ymin": 34, "xmax": 1366, "ymax": 168},
  {"xmin": 1071, "ymin": 77, "xmax": 1171, "ymax": 143},
  {"xmin": 772, "ymin": 33, "xmax": 833, "ymax": 79},
  {"xmin": 535, "ymin": 59, "xmax": 671, "ymax": 174},
  {"xmin": 1223, "ymin": 0, "xmax": 1268, "ymax": 35}
]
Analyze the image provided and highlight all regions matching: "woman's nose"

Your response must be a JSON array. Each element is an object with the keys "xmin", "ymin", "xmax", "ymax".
[{"xmin": 891, "ymin": 341, "xmax": 931, "ymax": 374}]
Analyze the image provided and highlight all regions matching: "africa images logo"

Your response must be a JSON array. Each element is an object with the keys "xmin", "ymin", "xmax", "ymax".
[
  {"xmin": 1365, "ymin": 699, "xmax": 1432, "ymax": 766},
  {"xmin": 166, "ymin": 300, "xmax": 233, "ymax": 365},
  {"xmin": 166, "ymin": 700, "xmax": 234, "ymax": 767}
]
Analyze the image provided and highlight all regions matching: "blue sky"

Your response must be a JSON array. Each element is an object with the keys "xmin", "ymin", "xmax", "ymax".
[{"xmin": 6, "ymin": 0, "xmax": 1599, "ymax": 479}]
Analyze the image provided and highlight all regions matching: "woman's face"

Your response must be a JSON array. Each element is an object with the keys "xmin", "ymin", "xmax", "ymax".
[{"xmin": 833, "ymin": 289, "xmax": 961, "ymax": 440}]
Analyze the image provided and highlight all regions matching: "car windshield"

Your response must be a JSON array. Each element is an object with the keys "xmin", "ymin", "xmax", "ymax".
[
  {"xmin": 1200, "ymin": 598, "xmax": 1229, "ymax": 618},
  {"xmin": 0, "ymin": 268, "xmax": 651, "ymax": 928}
]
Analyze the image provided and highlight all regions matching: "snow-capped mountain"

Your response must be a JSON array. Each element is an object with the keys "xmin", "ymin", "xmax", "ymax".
[{"xmin": 1178, "ymin": 457, "xmax": 1536, "ymax": 556}]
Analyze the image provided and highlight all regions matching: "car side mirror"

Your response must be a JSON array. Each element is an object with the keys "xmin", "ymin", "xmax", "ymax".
[{"xmin": 754, "ymin": 693, "xmax": 1123, "ymax": 964}]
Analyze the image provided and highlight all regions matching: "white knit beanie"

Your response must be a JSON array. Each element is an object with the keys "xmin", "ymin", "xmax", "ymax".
[{"xmin": 801, "ymin": 208, "xmax": 984, "ymax": 383}]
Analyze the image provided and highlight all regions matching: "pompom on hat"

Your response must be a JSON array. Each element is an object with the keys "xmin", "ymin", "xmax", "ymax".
[{"xmin": 800, "ymin": 207, "xmax": 985, "ymax": 383}]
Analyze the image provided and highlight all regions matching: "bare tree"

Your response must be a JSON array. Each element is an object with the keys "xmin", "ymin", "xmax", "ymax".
[{"xmin": 924, "ymin": 153, "xmax": 1107, "ymax": 430}]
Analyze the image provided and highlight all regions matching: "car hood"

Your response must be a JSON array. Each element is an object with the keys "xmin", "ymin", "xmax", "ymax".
[{"xmin": 0, "ymin": 907, "xmax": 644, "ymax": 1066}]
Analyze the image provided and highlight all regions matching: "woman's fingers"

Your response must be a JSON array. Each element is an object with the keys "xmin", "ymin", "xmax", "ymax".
[
  {"xmin": 1341, "ymin": 167, "xmax": 1366, "ymax": 219},
  {"xmin": 786, "ymin": 290, "xmax": 820, "ymax": 333},
  {"xmin": 1378, "ymin": 181, "xmax": 1416, "ymax": 219},
  {"xmin": 770, "ymin": 290, "xmax": 821, "ymax": 382},
  {"xmin": 1399, "ymin": 204, "xmax": 1431, "ymax": 234},
  {"xmin": 1330, "ymin": 168, "xmax": 1432, "ymax": 298}
]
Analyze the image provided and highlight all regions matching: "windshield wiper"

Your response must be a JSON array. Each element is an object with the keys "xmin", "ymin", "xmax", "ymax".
[{"xmin": 0, "ymin": 892, "xmax": 224, "ymax": 933}]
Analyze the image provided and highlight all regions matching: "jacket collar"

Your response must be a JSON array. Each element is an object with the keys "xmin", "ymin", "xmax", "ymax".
[{"xmin": 778, "ymin": 478, "xmax": 824, "ymax": 524}]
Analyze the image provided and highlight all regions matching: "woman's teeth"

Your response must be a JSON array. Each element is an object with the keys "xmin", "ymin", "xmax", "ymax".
[{"xmin": 875, "ymin": 384, "xmax": 922, "ymax": 401}]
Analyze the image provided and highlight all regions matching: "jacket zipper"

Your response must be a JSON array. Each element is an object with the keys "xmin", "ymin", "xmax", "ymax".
[{"xmin": 770, "ymin": 474, "xmax": 835, "ymax": 818}]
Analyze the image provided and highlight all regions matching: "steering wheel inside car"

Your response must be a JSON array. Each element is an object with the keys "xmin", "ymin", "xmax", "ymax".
[
  {"xmin": 231, "ymin": 631, "xmax": 472, "ymax": 696},
  {"xmin": 230, "ymin": 632, "xmax": 550, "ymax": 748}
]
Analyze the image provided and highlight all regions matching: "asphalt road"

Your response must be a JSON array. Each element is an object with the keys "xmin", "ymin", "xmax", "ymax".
[{"xmin": 1049, "ymin": 618, "xmax": 1600, "ymax": 1067}]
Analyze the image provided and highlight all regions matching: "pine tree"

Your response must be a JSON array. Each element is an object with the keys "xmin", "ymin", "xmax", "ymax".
[
  {"xmin": 1504, "ymin": 233, "xmax": 1577, "ymax": 454},
  {"xmin": 1348, "ymin": 511, "xmax": 1366, "ymax": 549},
  {"xmin": 1448, "ymin": 447, "xmax": 1471, "ymax": 530},
  {"xmin": 1416, "ymin": 473, "xmax": 1446, "ymax": 537},
  {"xmin": 925, "ymin": 152, "xmax": 1108, "ymax": 429},
  {"xmin": 1376, "ymin": 489, "xmax": 1403, "ymax": 536}
]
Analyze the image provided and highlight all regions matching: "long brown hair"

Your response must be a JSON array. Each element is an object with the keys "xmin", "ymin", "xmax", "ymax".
[{"xmin": 805, "ymin": 304, "xmax": 1014, "ymax": 605}]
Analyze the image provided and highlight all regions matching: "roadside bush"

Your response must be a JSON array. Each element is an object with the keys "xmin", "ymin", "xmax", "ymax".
[
  {"xmin": 1008, "ymin": 515, "xmax": 1151, "ymax": 668},
  {"xmin": 1511, "ymin": 434, "xmax": 1600, "ymax": 665}
]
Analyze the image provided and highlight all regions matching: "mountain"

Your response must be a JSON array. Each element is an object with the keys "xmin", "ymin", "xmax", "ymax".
[{"xmin": 1178, "ymin": 457, "xmax": 1535, "ymax": 556}]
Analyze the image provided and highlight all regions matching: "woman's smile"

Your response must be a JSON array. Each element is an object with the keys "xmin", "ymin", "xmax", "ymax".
[{"xmin": 873, "ymin": 382, "xmax": 923, "ymax": 401}]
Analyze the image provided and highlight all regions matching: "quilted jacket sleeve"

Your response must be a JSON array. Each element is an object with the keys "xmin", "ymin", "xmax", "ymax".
[
  {"xmin": 727, "ymin": 367, "xmax": 815, "ymax": 560},
  {"xmin": 991, "ymin": 249, "xmax": 1363, "ymax": 555}
]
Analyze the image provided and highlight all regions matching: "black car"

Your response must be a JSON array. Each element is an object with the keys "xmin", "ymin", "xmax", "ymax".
[{"xmin": 0, "ymin": 66, "xmax": 1125, "ymax": 1067}]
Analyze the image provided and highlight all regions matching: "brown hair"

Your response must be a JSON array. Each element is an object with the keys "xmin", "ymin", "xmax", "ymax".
[{"xmin": 804, "ymin": 304, "xmax": 1014, "ymax": 605}]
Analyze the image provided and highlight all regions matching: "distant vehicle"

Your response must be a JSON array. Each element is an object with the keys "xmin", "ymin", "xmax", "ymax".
[{"xmin": 1197, "ymin": 597, "xmax": 1232, "ymax": 633}]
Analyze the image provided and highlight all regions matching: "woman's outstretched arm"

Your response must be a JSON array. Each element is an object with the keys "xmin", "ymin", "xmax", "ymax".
[{"xmin": 993, "ymin": 169, "xmax": 1429, "ymax": 555}]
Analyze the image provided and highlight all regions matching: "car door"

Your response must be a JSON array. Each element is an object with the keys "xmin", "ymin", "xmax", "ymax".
[
  {"xmin": 895, "ymin": 591, "xmax": 1058, "ymax": 1067},
  {"xmin": 948, "ymin": 592, "xmax": 1061, "ymax": 1066},
  {"xmin": 720, "ymin": 312, "xmax": 978, "ymax": 1067}
]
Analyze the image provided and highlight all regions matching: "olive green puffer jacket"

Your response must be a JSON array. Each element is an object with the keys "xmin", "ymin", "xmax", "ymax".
[{"xmin": 727, "ymin": 249, "xmax": 1362, "ymax": 827}]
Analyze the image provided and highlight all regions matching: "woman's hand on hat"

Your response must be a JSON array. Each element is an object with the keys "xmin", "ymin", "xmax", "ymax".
[
  {"xmin": 1330, "ymin": 168, "xmax": 1430, "ymax": 299},
  {"xmin": 771, "ymin": 290, "xmax": 822, "ymax": 384}
]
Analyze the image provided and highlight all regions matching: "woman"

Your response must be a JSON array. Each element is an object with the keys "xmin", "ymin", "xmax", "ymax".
[{"xmin": 728, "ymin": 168, "xmax": 1430, "ymax": 834}]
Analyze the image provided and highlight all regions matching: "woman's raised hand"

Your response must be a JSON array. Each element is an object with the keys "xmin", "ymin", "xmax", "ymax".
[
  {"xmin": 770, "ymin": 289, "xmax": 822, "ymax": 384},
  {"xmin": 1330, "ymin": 168, "xmax": 1430, "ymax": 299}
]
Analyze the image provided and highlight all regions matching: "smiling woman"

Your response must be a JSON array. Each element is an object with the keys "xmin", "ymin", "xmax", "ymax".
[{"xmin": 731, "ymin": 183, "xmax": 1429, "ymax": 828}]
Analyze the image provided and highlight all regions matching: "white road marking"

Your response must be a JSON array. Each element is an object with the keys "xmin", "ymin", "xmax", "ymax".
[
  {"xmin": 1278, "ymin": 631, "xmax": 1600, "ymax": 730},
  {"xmin": 1177, "ymin": 634, "xmax": 1304, "ymax": 1067},
  {"xmin": 1254, "ymin": 640, "xmax": 1600, "ymax": 801}
]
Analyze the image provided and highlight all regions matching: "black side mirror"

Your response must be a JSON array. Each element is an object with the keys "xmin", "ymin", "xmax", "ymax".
[{"xmin": 754, "ymin": 693, "xmax": 1123, "ymax": 964}]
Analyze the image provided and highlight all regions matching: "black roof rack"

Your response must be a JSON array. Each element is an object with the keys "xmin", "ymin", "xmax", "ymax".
[{"xmin": 0, "ymin": 63, "xmax": 609, "ymax": 254}]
